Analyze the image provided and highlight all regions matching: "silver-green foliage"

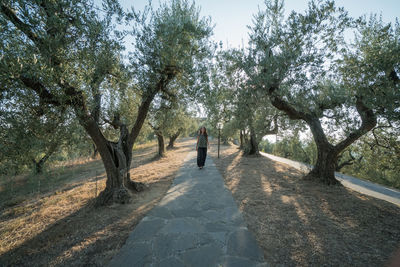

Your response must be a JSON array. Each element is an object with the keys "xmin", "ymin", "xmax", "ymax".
[
  {"xmin": 247, "ymin": 0, "xmax": 399, "ymax": 183},
  {"xmin": 129, "ymin": 0, "xmax": 213, "ymax": 94}
]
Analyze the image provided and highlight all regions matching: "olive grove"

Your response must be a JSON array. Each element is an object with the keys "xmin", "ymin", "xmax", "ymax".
[
  {"xmin": 1, "ymin": 0, "xmax": 398, "ymax": 201},
  {"xmin": 0, "ymin": 0, "xmax": 213, "ymax": 204}
]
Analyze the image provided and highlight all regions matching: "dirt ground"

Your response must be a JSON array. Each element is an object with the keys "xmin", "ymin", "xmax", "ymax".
[
  {"xmin": 0, "ymin": 139, "xmax": 193, "ymax": 267},
  {"xmin": 209, "ymin": 144, "xmax": 400, "ymax": 267}
]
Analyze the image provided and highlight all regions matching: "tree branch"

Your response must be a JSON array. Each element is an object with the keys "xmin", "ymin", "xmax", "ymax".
[
  {"xmin": 263, "ymin": 115, "xmax": 279, "ymax": 135},
  {"xmin": 370, "ymin": 128, "xmax": 392, "ymax": 150},
  {"xmin": 336, "ymin": 150, "xmax": 363, "ymax": 171},
  {"xmin": 335, "ymin": 96, "xmax": 377, "ymax": 152},
  {"xmin": 0, "ymin": 3, "xmax": 42, "ymax": 46},
  {"xmin": 19, "ymin": 75, "xmax": 69, "ymax": 106},
  {"xmin": 160, "ymin": 86, "xmax": 176, "ymax": 101},
  {"xmin": 128, "ymin": 66, "xmax": 177, "ymax": 149},
  {"xmin": 267, "ymin": 86, "xmax": 309, "ymax": 121},
  {"xmin": 1, "ymin": 3, "xmax": 64, "ymax": 66},
  {"xmin": 104, "ymin": 113, "xmax": 124, "ymax": 129},
  {"xmin": 389, "ymin": 69, "xmax": 399, "ymax": 83}
]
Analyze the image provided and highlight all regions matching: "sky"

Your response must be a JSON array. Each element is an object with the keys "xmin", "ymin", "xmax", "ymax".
[{"xmin": 118, "ymin": 0, "xmax": 400, "ymax": 49}]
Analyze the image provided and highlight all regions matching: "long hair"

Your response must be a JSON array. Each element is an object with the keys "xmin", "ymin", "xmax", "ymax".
[{"xmin": 199, "ymin": 127, "xmax": 208, "ymax": 138}]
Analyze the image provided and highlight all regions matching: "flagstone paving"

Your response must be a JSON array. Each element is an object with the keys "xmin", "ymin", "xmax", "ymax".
[{"xmin": 108, "ymin": 151, "xmax": 267, "ymax": 267}]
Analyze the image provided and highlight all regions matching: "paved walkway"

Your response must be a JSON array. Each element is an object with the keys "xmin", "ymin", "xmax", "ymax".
[
  {"xmin": 108, "ymin": 151, "xmax": 267, "ymax": 267},
  {"xmin": 260, "ymin": 152, "xmax": 400, "ymax": 206}
]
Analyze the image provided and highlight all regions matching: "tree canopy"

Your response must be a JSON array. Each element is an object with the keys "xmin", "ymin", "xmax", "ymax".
[
  {"xmin": 1, "ymin": 0, "xmax": 398, "ymax": 203},
  {"xmin": 0, "ymin": 0, "xmax": 213, "ymax": 204}
]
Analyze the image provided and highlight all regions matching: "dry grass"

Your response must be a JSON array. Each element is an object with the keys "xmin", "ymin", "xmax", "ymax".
[
  {"xmin": 0, "ymin": 142, "xmax": 158, "ymax": 210},
  {"xmin": 0, "ymin": 139, "xmax": 193, "ymax": 267},
  {"xmin": 210, "ymin": 144, "xmax": 400, "ymax": 267}
]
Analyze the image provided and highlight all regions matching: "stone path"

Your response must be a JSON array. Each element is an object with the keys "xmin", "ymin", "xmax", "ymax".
[{"xmin": 108, "ymin": 151, "xmax": 267, "ymax": 267}]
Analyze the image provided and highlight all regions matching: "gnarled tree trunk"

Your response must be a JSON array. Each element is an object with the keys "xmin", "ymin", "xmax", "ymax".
[
  {"xmin": 304, "ymin": 142, "xmax": 339, "ymax": 185},
  {"xmin": 32, "ymin": 157, "xmax": 47, "ymax": 174},
  {"xmin": 94, "ymin": 124, "xmax": 146, "ymax": 206},
  {"xmin": 69, "ymin": 85, "xmax": 156, "ymax": 205},
  {"xmin": 239, "ymin": 130, "xmax": 244, "ymax": 149},
  {"xmin": 304, "ymin": 99, "xmax": 376, "ymax": 184},
  {"xmin": 301, "ymin": 117, "xmax": 339, "ymax": 184},
  {"xmin": 32, "ymin": 142, "xmax": 58, "ymax": 174},
  {"xmin": 269, "ymin": 88, "xmax": 376, "ymax": 185},
  {"xmin": 92, "ymin": 144, "xmax": 99, "ymax": 159},
  {"xmin": 247, "ymin": 134, "xmax": 260, "ymax": 155},
  {"xmin": 244, "ymin": 115, "xmax": 278, "ymax": 156},
  {"xmin": 167, "ymin": 130, "xmax": 180, "ymax": 149},
  {"xmin": 156, "ymin": 133, "xmax": 166, "ymax": 157},
  {"xmin": 245, "ymin": 126, "xmax": 260, "ymax": 156}
]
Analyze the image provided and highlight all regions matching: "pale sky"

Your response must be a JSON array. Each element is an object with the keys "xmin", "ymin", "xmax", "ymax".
[{"xmin": 118, "ymin": 0, "xmax": 400, "ymax": 49}]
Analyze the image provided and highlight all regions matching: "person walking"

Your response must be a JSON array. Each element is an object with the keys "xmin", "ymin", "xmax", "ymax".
[{"xmin": 196, "ymin": 127, "xmax": 209, "ymax": 169}]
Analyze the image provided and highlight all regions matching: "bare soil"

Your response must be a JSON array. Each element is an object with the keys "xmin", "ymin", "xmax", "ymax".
[
  {"xmin": 210, "ymin": 144, "xmax": 400, "ymax": 267},
  {"xmin": 0, "ymin": 139, "xmax": 193, "ymax": 267}
]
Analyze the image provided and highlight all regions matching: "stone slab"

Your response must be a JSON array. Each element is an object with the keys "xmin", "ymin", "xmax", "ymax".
[{"xmin": 108, "ymin": 151, "xmax": 267, "ymax": 266}]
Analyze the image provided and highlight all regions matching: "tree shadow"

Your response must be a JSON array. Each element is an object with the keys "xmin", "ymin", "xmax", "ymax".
[
  {"xmin": 0, "ymin": 196, "xmax": 162, "ymax": 266},
  {"xmin": 213, "ymin": 146, "xmax": 400, "ymax": 266},
  {"xmin": 0, "ymin": 142, "xmax": 164, "ymax": 212},
  {"xmin": 0, "ymin": 139, "xmax": 195, "ymax": 266}
]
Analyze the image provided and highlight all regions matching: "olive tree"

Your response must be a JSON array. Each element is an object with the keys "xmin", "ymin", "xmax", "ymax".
[
  {"xmin": 0, "ymin": 0, "xmax": 212, "ymax": 204},
  {"xmin": 232, "ymin": 49, "xmax": 282, "ymax": 155},
  {"xmin": 148, "ymin": 98, "xmax": 171, "ymax": 157},
  {"xmin": 0, "ymin": 104, "xmax": 77, "ymax": 174},
  {"xmin": 204, "ymin": 49, "xmax": 281, "ymax": 155},
  {"xmin": 148, "ymin": 96, "xmax": 194, "ymax": 155},
  {"xmin": 248, "ymin": 0, "xmax": 399, "ymax": 184},
  {"xmin": 200, "ymin": 51, "xmax": 239, "ymax": 145},
  {"xmin": 165, "ymin": 105, "xmax": 194, "ymax": 149}
]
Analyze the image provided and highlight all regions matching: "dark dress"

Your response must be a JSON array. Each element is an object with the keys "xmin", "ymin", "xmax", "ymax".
[{"xmin": 197, "ymin": 134, "xmax": 208, "ymax": 167}]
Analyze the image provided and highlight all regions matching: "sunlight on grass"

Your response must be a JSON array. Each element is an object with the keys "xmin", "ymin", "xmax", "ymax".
[
  {"xmin": 0, "ymin": 139, "xmax": 193, "ymax": 266},
  {"xmin": 212, "ymin": 143, "xmax": 400, "ymax": 266}
]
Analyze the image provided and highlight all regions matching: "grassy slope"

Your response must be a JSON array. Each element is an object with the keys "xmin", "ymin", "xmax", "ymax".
[{"xmin": 0, "ymin": 139, "xmax": 193, "ymax": 266}]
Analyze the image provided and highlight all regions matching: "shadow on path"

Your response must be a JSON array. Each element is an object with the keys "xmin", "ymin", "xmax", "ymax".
[{"xmin": 108, "ymin": 151, "xmax": 267, "ymax": 267}]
